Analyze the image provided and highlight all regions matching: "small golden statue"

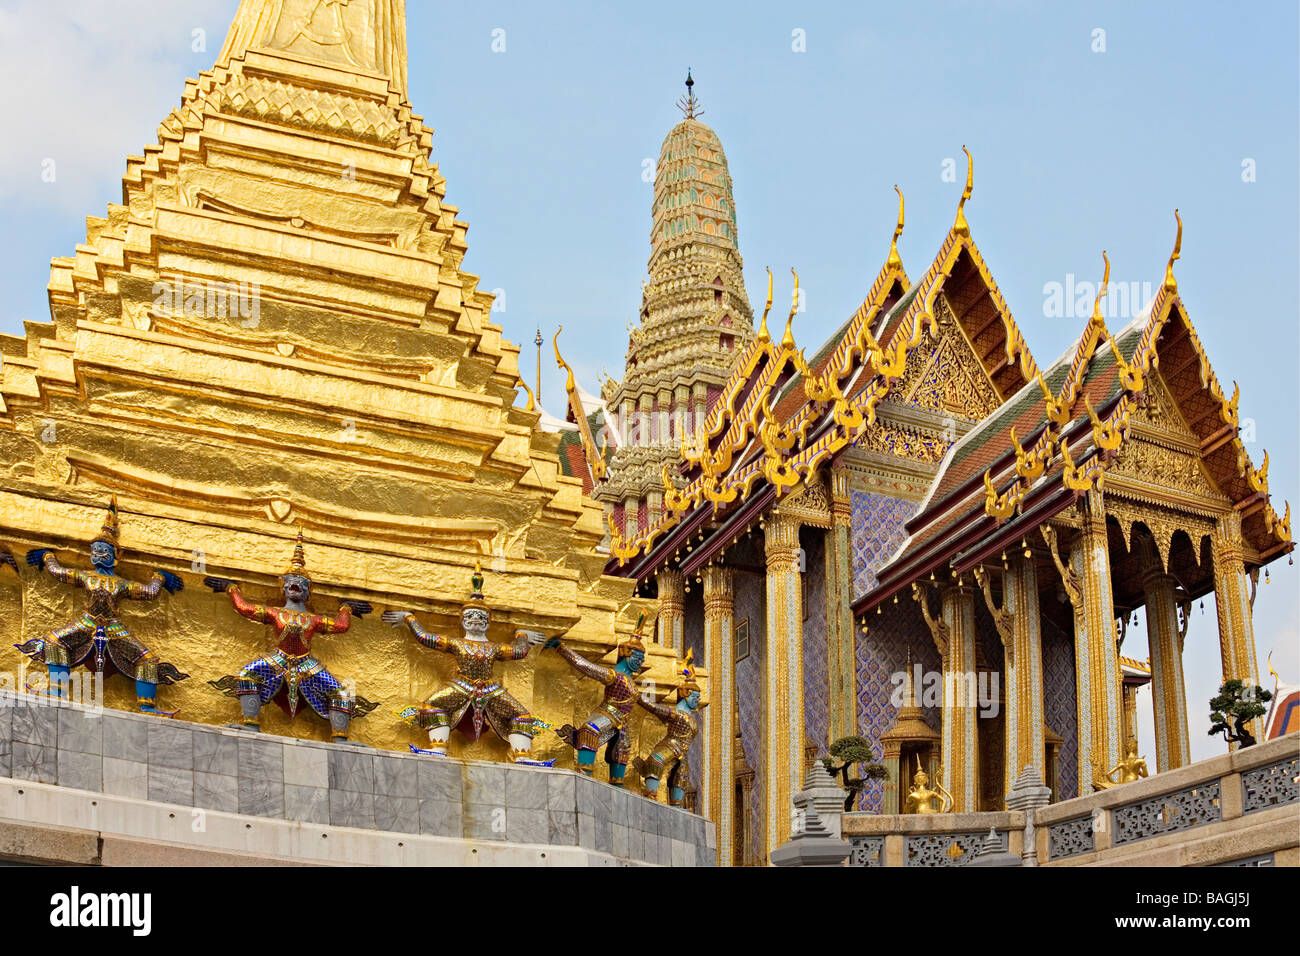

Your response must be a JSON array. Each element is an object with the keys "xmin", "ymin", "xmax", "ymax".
[
  {"xmin": 903, "ymin": 757, "xmax": 953, "ymax": 814},
  {"xmin": 1093, "ymin": 740, "xmax": 1149, "ymax": 790}
]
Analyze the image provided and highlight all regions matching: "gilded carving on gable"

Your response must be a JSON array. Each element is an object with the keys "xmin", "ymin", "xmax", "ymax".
[
  {"xmin": 1110, "ymin": 437, "xmax": 1219, "ymax": 500},
  {"xmin": 856, "ymin": 422, "xmax": 953, "ymax": 464},
  {"xmin": 1130, "ymin": 372, "xmax": 1193, "ymax": 439},
  {"xmin": 893, "ymin": 295, "xmax": 1000, "ymax": 422}
]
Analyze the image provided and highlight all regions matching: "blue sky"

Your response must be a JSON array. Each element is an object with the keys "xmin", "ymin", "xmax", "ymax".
[{"xmin": 0, "ymin": 0, "xmax": 1295, "ymax": 761}]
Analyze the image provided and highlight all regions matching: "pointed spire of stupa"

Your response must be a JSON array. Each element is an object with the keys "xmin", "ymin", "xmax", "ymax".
[{"xmin": 677, "ymin": 68, "xmax": 703, "ymax": 119}]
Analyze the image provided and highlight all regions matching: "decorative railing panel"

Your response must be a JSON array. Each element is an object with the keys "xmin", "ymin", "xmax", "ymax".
[
  {"xmin": 904, "ymin": 830, "xmax": 1005, "ymax": 867},
  {"xmin": 1112, "ymin": 782, "xmax": 1221, "ymax": 846},
  {"xmin": 848, "ymin": 836, "xmax": 884, "ymax": 867},
  {"xmin": 1047, "ymin": 814, "xmax": 1094, "ymax": 860},
  {"xmin": 1242, "ymin": 756, "xmax": 1299, "ymax": 814}
]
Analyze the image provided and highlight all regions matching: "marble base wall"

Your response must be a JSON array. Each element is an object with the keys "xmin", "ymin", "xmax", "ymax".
[{"xmin": 0, "ymin": 690, "xmax": 715, "ymax": 867}]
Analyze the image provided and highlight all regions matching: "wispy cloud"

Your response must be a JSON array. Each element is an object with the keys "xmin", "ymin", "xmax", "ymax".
[{"xmin": 0, "ymin": 0, "xmax": 237, "ymax": 213}]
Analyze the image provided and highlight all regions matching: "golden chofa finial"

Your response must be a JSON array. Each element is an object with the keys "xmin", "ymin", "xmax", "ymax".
[
  {"xmin": 1164, "ymin": 209, "xmax": 1182, "ymax": 293},
  {"xmin": 953, "ymin": 146, "xmax": 973, "ymax": 237},
  {"xmin": 517, "ymin": 376, "xmax": 537, "ymax": 412},
  {"xmin": 886, "ymin": 185, "xmax": 905, "ymax": 271},
  {"xmin": 781, "ymin": 268, "xmax": 800, "ymax": 350},
  {"xmin": 1091, "ymin": 251, "xmax": 1110, "ymax": 327},
  {"xmin": 553, "ymin": 327, "xmax": 576, "ymax": 393},
  {"xmin": 758, "ymin": 267, "xmax": 774, "ymax": 342}
]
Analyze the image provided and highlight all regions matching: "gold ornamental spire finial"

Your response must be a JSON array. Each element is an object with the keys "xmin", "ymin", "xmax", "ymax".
[
  {"xmin": 758, "ymin": 267, "xmax": 774, "ymax": 342},
  {"xmin": 1091, "ymin": 251, "xmax": 1110, "ymax": 327},
  {"xmin": 781, "ymin": 268, "xmax": 799, "ymax": 350},
  {"xmin": 283, "ymin": 527, "xmax": 310, "ymax": 581},
  {"xmin": 677, "ymin": 69, "xmax": 703, "ymax": 119},
  {"xmin": 953, "ymin": 146, "xmax": 973, "ymax": 237},
  {"xmin": 93, "ymin": 495, "xmax": 121, "ymax": 550},
  {"xmin": 1164, "ymin": 209, "xmax": 1182, "ymax": 293},
  {"xmin": 886, "ymin": 185, "xmax": 905, "ymax": 271}
]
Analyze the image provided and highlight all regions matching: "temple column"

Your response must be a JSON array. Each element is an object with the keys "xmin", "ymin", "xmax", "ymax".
[
  {"xmin": 1001, "ymin": 552, "xmax": 1046, "ymax": 794},
  {"xmin": 657, "ymin": 568, "xmax": 684, "ymax": 651},
  {"xmin": 1212, "ymin": 512, "xmax": 1262, "ymax": 740},
  {"xmin": 763, "ymin": 509, "xmax": 803, "ymax": 859},
  {"xmin": 702, "ymin": 564, "xmax": 735, "ymax": 866},
  {"xmin": 1071, "ymin": 493, "xmax": 1123, "ymax": 793},
  {"xmin": 622, "ymin": 398, "xmax": 635, "ymax": 446},
  {"xmin": 826, "ymin": 467, "xmax": 857, "ymax": 741},
  {"xmin": 941, "ymin": 581, "xmax": 978, "ymax": 811},
  {"xmin": 647, "ymin": 490, "xmax": 663, "ymax": 526},
  {"xmin": 1140, "ymin": 541, "xmax": 1190, "ymax": 771},
  {"xmin": 914, "ymin": 578, "xmax": 977, "ymax": 811}
]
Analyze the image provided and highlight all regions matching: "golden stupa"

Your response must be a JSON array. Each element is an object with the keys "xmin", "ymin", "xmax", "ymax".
[{"xmin": 0, "ymin": 0, "xmax": 690, "ymax": 765}]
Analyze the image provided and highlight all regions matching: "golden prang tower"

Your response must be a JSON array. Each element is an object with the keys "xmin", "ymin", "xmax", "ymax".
[
  {"xmin": 599, "ymin": 72, "xmax": 754, "ymax": 543},
  {"xmin": 0, "ymin": 0, "xmax": 690, "ymax": 763}
]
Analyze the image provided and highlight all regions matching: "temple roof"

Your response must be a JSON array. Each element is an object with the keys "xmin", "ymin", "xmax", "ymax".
[
  {"xmin": 857, "ymin": 243, "xmax": 1293, "ymax": 613},
  {"xmin": 608, "ymin": 161, "xmax": 1042, "ymax": 575}
]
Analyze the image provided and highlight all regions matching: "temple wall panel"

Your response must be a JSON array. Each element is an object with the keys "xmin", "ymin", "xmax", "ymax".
[
  {"xmin": 848, "ymin": 490, "xmax": 916, "ymax": 597},
  {"xmin": 1043, "ymin": 617, "xmax": 1079, "ymax": 799},
  {"xmin": 732, "ymin": 568, "xmax": 765, "ymax": 863},
  {"xmin": 854, "ymin": 598, "xmax": 941, "ymax": 812},
  {"xmin": 800, "ymin": 528, "xmax": 829, "ymax": 754},
  {"xmin": 973, "ymin": 596, "xmax": 1005, "ymax": 810}
]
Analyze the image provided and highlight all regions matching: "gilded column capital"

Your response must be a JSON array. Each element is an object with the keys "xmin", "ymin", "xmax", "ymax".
[
  {"xmin": 656, "ymin": 567, "xmax": 684, "ymax": 612},
  {"xmin": 702, "ymin": 564, "xmax": 734, "ymax": 615},
  {"xmin": 1213, "ymin": 511, "xmax": 1245, "ymax": 561},
  {"xmin": 1080, "ymin": 488, "xmax": 1107, "ymax": 533},
  {"xmin": 764, "ymin": 509, "xmax": 801, "ymax": 561}
]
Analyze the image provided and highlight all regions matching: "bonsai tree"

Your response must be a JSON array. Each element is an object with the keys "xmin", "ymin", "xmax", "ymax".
[
  {"xmin": 821, "ymin": 735, "xmax": 888, "ymax": 812},
  {"xmin": 1208, "ymin": 679, "xmax": 1272, "ymax": 749}
]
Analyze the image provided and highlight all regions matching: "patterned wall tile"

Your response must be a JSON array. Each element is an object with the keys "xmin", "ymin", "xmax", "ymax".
[
  {"xmin": 1043, "ymin": 618, "xmax": 1079, "ymax": 799},
  {"xmin": 854, "ymin": 599, "xmax": 941, "ymax": 812},
  {"xmin": 849, "ymin": 491, "xmax": 916, "ymax": 599},
  {"xmin": 734, "ymin": 570, "xmax": 765, "ymax": 861},
  {"xmin": 802, "ymin": 530, "xmax": 829, "ymax": 754}
]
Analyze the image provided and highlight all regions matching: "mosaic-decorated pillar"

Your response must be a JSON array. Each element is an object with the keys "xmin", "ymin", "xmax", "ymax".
[
  {"xmin": 623, "ymin": 497, "xmax": 639, "ymax": 540},
  {"xmin": 763, "ymin": 509, "xmax": 803, "ymax": 858},
  {"xmin": 1071, "ymin": 492, "xmax": 1124, "ymax": 794},
  {"xmin": 1003, "ymin": 551, "xmax": 1046, "ymax": 794},
  {"xmin": 702, "ymin": 564, "xmax": 735, "ymax": 866},
  {"xmin": 1212, "ymin": 512, "xmax": 1261, "ymax": 740},
  {"xmin": 657, "ymin": 568, "xmax": 684, "ymax": 652},
  {"xmin": 940, "ymin": 581, "xmax": 978, "ymax": 811},
  {"xmin": 1141, "ymin": 550, "xmax": 1190, "ymax": 771},
  {"xmin": 826, "ymin": 467, "xmax": 857, "ymax": 741}
]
